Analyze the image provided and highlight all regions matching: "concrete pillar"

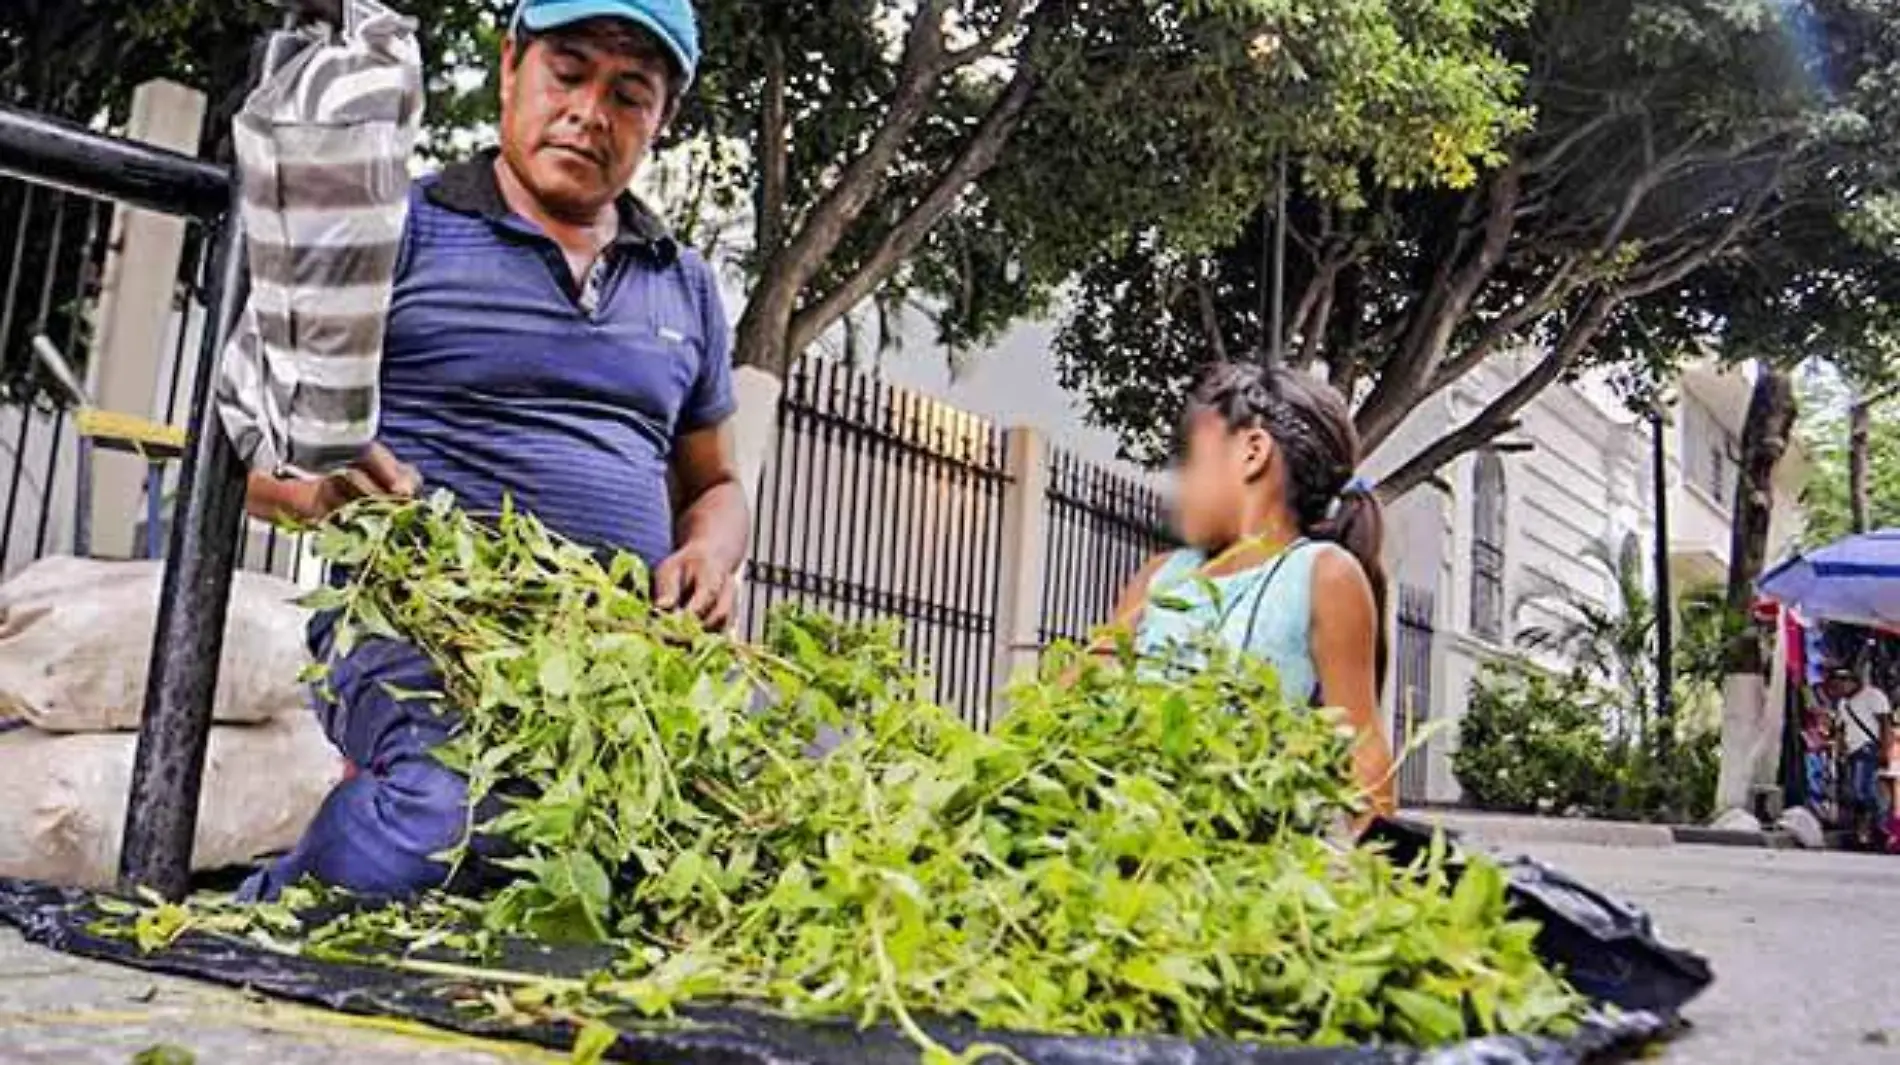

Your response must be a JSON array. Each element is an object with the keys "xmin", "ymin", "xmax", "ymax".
[
  {"xmin": 990, "ymin": 426, "xmax": 1049, "ymax": 709},
  {"xmin": 86, "ymin": 79, "xmax": 206, "ymax": 558}
]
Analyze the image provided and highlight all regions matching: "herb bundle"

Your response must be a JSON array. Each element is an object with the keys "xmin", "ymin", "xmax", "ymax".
[{"xmin": 134, "ymin": 495, "xmax": 1586, "ymax": 1059}]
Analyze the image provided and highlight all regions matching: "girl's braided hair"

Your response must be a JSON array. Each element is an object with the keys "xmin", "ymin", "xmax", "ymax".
[{"xmin": 1188, "ymin": 362, "xmax": 1389, "ymax": 684}]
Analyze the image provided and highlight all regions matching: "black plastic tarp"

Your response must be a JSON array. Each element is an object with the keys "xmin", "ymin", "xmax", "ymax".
[{"xmin": 0, "ymin": 820, "xmax": 1711, "ymax": 1065}]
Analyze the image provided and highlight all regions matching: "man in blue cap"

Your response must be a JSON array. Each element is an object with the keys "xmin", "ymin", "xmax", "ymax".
[{"xmin": 242, "ymin": 0, "xmax": 745, "ymax": 899}]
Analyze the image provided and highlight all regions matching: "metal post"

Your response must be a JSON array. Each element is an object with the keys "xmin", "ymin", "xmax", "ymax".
[
  {"xmin": 1651, "ymin": 405, "xmax": 1675, "ymax": 759},
  {"xmin": 117, "ymin": 26, "xmax": 303, "ymax": 899}
]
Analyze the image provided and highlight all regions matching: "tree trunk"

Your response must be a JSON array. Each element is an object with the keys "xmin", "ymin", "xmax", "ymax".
[
  {"xmin": 1850, "ymin": 393, "xmax": 1871, "ymax": 534},
  {"xmin": 1723, "ymin": 365, "xmax": 1796, "ymax": 674},
  {"xmin": 1715, "ymin": 363, "xmax": 1796, "ymax": 819}
]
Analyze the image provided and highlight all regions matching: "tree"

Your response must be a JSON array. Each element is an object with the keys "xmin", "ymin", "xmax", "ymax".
[
  {"xmin": 6, "ymin": 1, "xmax": 1536, "ymax": 486},
  {"xmin": 687, "ymin": 0, "xmax": 1534, "ymax": 484},
  {"xmin": 1053, "ymin": 0, "xmax": 1900, "ymax": 494},
  {"xmin": 0, "ymin": 0, "xmax": 511, "ymax": 157},
  {"xmin": 1800, "ymin": 382, "xmax": 1900, "ymax": 546}
]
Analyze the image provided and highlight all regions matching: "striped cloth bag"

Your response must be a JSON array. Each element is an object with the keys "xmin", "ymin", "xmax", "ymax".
[{"xmin": 216, "ymin": 0, "xmax": 423, "ymax": 476}]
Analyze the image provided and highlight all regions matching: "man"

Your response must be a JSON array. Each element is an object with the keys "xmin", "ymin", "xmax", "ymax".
[
  {"xmin": 241, "ymin": 0, "xmax": 746, "ymax": 899},
  {"xmin": 1823, "ymin": 666, "xmax": 1891, "ymax": 839}
]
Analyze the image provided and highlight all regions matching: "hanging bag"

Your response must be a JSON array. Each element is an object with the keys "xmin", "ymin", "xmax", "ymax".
[{"xmin": 216, "ymin": 0, "xmax": 423, "ymax": 476}]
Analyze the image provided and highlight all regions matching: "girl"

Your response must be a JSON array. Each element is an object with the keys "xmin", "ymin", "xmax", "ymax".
[{"xmin": 1110, "ymin": 362, "xmax": 1397, "ymax": 814}]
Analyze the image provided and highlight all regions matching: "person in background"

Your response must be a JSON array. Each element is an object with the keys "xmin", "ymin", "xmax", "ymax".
[
  {"xmin": 1824, "ymin": 665, "xmax": 1891, "ymax": 845},
  {"xmin": 240, "ymin": 0, "xmax": 746, "ymax": 899},
  {"xmin": 1106, "ymin": 362, "xmax": 1397, "ymax": 815}
]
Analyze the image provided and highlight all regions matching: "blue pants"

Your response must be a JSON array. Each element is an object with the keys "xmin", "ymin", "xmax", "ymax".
[
  {"xmin": 1848, "ymin": 746, "xmax": 1883, "ymax": 813},
  {"xmin": 241, "ymin": 636, "xmax": 481, "ymax": 901}
]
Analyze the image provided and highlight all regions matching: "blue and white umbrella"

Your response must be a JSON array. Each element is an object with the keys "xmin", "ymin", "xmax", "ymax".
[{"xmin": 1757, "ymin": 529, "xmax": 1900, "ymax": 630}]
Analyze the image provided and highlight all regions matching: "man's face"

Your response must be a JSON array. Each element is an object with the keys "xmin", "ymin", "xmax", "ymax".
[{"xmin": 499, "ymin": 19, "xmax": 674, "ymax": 221}]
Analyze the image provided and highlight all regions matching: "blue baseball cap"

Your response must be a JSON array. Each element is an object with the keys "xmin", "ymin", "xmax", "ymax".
[{"xmin": 511, "ymin": 0, "xmax": 701, "ymax": 88}]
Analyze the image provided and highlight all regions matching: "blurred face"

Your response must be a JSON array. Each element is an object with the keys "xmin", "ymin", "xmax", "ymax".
[
  {"xmin": 1828, "ymin": 675, "xmax": 1859, "ymax": 700},
  {"xmin": 499, "ymin": 20, "xmax": 675, "ymax": 222},
  {"xmin": 1173, "ymin": 410, "xmax": 1275, "ymax": 549}
]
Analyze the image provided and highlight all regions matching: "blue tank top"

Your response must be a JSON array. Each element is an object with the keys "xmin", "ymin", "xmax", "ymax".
[{"xmin": 1133, "ymin": 540, "xmax": 1334, "ymax": 702}]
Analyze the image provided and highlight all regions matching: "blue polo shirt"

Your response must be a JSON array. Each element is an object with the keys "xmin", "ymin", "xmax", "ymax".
[{"xmin": 377, "ymin": 151, "xmax": 735, "ymax": 567}]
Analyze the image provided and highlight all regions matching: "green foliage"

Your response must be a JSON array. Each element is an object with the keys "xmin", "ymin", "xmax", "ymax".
[
  {"xmin": 1514, "ymin": 538, "xmax": 1732, "ymax": 744},
  {"xmin": 1056, "ymin": 0, "xmax": 1900, "ymax": 471},
  {"xmin": 7, "ymin": 0, "xmax": 1532, "ymax": 376},
  {"xmin": 1799, "ymin": 378, "xmax": 1900, "ymax": 546},
  {"xmin": 1, "ymin": 0, "xmax": 511, "ymax": 157},
  {"xmin": 695, "ymin": 0, "xmax": 1535, "ymax": 359},
  {"xmin": 110, "ymin": 494, "xmax": 1586, "ymax": 1057},
  {"xmin": 1454, "ymin": 664, "xmax": 1719, "ymax": 823},
  {"xmin": 1459, "ymin": 536, "xmax": 1728, "ymax": 823},
  {"xmin": 129, "ymin": 1047, "xmax": 196, "ymax": 1065}
]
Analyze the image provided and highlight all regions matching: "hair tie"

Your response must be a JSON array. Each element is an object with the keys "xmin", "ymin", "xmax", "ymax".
[{"xmin": 1324, "ymin": 477, "xmax": 1371, "ymax": 522}]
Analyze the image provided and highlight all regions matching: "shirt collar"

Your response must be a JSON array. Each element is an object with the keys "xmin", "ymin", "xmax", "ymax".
[{"xmin": 426, "ymin": 148, "xmax": 678, "ymax": 264}]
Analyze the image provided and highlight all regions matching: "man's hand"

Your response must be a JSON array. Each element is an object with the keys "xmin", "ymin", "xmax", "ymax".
[
  {"xmin": 246, "ymin": 443, "xmax": 422, "ymax": 524},
  {"xmin": 652, "ymin": 542, "xmax": 737, "ymax": 631},
  {"xmin": 660, "ymin": 423, "xmax": 748, "ymax": 631}
]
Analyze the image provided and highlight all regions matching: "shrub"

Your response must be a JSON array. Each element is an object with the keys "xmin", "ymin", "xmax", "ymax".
[{"xmin": 1454, "ymin": 663, "xmax": 1718, "ymax": 823}]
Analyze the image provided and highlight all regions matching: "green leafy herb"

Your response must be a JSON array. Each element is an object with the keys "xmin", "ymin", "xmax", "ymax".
[{"xmin": 103, "ymin": 495, "xmax": 1585, "ymax": 1060}]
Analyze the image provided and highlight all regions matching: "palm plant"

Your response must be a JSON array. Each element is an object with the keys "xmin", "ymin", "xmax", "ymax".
[
  {"xmin": 1514, "ymin": 536, "xmax": 1730, "ymax": 752},
  {"xmin": 1515, "ymin": 538, "xmax": 1656, "ymax": 734}
]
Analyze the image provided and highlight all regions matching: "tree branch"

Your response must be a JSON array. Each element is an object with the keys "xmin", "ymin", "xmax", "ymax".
[
  {"xmin": 1426, "ymin": 255, "xmax": 1586, "ymax": 393},
  {"xmin": 771, "ymin": 0, "xmax": 953, "ymax": 295},
  {"xmin": 1195, "ymin": 272, "xmax": 1230, "ymax": 364},
  {"xmin": 755, "ymin": 32, "xmax": 789, "ymax": 260},
  {"xmin": 1378, "ymin": 290, "xmax": 1619, "ymax": 500},
  {"xmin": 1524, "ymin": 111, "xmax": 1617, "ymax": 174},
  {"xmin": 944, "ymin": 0, "xmax": 1030, "ymax": 67},
  {"xmin": 1623, "ymin": 170, "xmax": 1781, "ymax": 299},
  {"xmin": 787, "ymin": 57, "xmax": 1039, "ymax": 356},
  {"xmin": 1356, "ymin": 165, "xmax": 1523, "ymax": 450},
  {"xmin": 1298, "ymin": 269, "xmax": 1338, "ymax": 368}
]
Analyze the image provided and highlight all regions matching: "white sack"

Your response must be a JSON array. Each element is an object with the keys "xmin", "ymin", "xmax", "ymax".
[
  {"xmin": 0, "ymin": 713, "xmax": 342, "ymax": 888},
  {"xmin": 0, "ymin": 556, "xmax": 310, "ymax": 733}
]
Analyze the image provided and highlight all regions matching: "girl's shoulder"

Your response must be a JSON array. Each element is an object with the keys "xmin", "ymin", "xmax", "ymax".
[
  {"xmin": 1149, "ymin": 548, "xmax": 1210, "ymax": 588},
  {"xmin": 1302, "ymin": 540, "xmax": 1375, "ymax": 607}
]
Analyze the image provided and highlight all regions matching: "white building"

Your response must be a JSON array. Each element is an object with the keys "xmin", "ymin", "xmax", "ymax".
[{"xmin": 1365, "ymin": 354, "xmax": 1807, "ymax": 802}]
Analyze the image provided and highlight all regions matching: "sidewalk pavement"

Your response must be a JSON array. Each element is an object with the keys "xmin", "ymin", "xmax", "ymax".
[{"xmin": 1402, "ymin": 808, "xmax": 1685, "ymax": 850}]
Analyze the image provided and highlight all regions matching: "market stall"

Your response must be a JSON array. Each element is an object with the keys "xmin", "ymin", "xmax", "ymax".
[{"xmin": 1758, "ymin": 530, "xmax": 1900, "ymax": 851}]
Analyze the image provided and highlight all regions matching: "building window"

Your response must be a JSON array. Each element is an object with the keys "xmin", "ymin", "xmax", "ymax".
[
  {"xmin": 1682, "ymin": 399, "xmax": 1739, "ymax": 508},
  {"xmin": 1470, "ymin": 452, "xmax": 1507, "ymax": 643}
]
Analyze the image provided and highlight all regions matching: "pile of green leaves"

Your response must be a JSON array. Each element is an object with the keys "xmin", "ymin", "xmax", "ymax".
[{"xmin": 164, "ymin": 496, "xmax": 1585, "ymax": 1057}]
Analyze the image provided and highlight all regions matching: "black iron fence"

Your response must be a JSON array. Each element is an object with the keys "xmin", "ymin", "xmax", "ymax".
[
  {"xmin": 1394, "ymin": 585, "xmax": 1436, "ymax": 804},
  {"xmin": 0, "ymin": 173, "xmax": 307, "ymax": 582},
  {"xmin": 1039, "ymin": 447, "xmax": 1176, "ymax": 647},
  {"xmin": 0, "ymin": 179, "xmax": 112, "ymax": 573},
  {"xmin": 2, "ymin": 61, "xmax": 261, "ymax": 898},
  {"xmin": 743, "ymin": 359, "xmax": 1012, "ymax": 728}
]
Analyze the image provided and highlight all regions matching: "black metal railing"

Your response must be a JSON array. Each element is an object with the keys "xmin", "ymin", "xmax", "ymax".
[
  {"xmin": 0, "ymin": 13, "xmax": 307, "ymax": 896},
  {"xmin": 1038, "ymin": 448, "xmax": 1176, "ymax": 647},
  {"xmin": 0, "ymin": 176, "xmax": 308, "ymax": 582},
  {"xmin": 1394, "ymin": 585, "xmax": 1436, "ymax": 805},
  {"xmin": 0, "ymin": 179, "xmax": 113, "ymax": 572},
  {"xmin": 743, "ymin": 359, "xmax": 1011, "ymax": 728}
]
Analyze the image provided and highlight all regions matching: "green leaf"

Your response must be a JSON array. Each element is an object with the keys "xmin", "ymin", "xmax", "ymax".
[
  {"xmin": 569, "ymin": 1020, "xmax": 617, "ymax": 1065},
  {"xmin": 539, "ymin": 649, "xmax": 577, "ymax": 698},
  {"xmin": 1386, "ymin": 987, "xmax": 1467, "ymax": 1044}
]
